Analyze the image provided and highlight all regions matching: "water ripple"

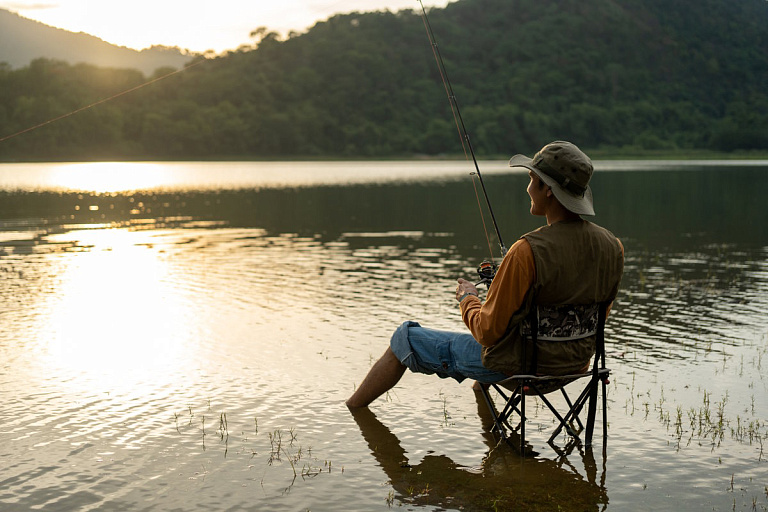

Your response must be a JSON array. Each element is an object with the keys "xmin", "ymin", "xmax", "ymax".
[{"xmin": 1, "ymin": 191, "xmax": 767, "ymax": 510}]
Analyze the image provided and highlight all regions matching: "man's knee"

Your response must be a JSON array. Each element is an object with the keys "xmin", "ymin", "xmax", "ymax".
[{"xmin": 389, "ymin": 320, "xmax": 420, "ymax": 371}]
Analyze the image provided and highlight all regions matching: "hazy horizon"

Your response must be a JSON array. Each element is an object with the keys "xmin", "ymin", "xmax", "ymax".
[{"xmin": 0, "ymin": 0, "xmax": 451, "ymax": 53}]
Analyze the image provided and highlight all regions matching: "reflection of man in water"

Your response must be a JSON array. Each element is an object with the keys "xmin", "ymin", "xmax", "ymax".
[
  {"xmin": 347, "ymin": 141, "xmax": 623, "ymax": 408},
  {"xmin": 350, "ymin": 391, "xmax": 608, "ymax": 510}
]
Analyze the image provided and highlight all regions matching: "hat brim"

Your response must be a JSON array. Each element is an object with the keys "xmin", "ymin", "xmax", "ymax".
[{"xmin": 509, "ymin": 154, "xmax": 595, "ymax": 216}]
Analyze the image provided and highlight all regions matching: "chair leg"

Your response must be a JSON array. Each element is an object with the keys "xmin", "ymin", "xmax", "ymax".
[
  {"xmin": 536, "ymin": 387, "xmax": 579, "ymax": 444},
  {"xmin": 520, "ymin": 389, "xmax": 526, "ymax": 454},
  {"xmin": 602, "ymin": 377, "xmax": 608, "ymax": 444},
  {"xmin": 561, "ymin": 388, "xmax": 584, "ymax": 430},
  {"xmin": 479, "ymin": 386, "xmax": 508, "ymax": 442},
  {"xmin": 496, "ymin": 388, "xmax": 523, "ymax": 431},
  {"xmin": 585, "ymin": 380, "xmax": 599, "ymax": 448},
  {"xmin": 550, "ymin": 382, "xmax": 592, "ymax": 442}
]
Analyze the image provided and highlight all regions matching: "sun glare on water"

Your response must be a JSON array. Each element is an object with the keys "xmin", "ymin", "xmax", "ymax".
[
  {"xmin": 39, "ymin": 227, "xmax": 195, "ymax": 390},
  {"xmin": 47, "ymin": 162, "xmax": 178, "ymax": 193}
]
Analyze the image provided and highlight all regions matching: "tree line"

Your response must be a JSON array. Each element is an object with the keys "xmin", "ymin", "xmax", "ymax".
[{"xmin": 1, "ymin": 0, "xmax": 767, "ymax": 161}]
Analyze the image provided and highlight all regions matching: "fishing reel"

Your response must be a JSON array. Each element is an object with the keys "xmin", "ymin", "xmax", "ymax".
[{"xmin": 475, "ymin": 260, "xmax": 498, "ymax": 286}]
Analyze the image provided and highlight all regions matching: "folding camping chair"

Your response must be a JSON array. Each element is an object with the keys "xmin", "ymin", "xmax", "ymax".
[{"xmin": 478, "ymin": 301, "xmax": 611, "ymax": 454}]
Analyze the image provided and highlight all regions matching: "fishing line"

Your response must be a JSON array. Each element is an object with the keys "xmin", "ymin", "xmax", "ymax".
[
  {"xmin": 0, "ymin": 58, "xmax": 207, "ymax": 144},
  {"xmin": 417, "ymin": 0, "xmax": 507, "ymax": 260}
]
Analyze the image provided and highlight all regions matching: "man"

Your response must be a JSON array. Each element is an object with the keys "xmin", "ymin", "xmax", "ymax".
[{"xmin": 346, "ymin": 141, "xmax": 624, "ymax": 409}]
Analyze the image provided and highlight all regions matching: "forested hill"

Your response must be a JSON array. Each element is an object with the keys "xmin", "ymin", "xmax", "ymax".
[
  {"xmin": 1, "ymin": 0, "xmax": 767, "ymax": 161},
  {"xmin": 0, "ymin": 9, "xmax": 193, "ymax": 76}
]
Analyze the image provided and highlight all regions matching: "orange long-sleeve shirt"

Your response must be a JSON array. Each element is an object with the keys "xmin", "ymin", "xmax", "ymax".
[{"xmin": 460, "ymin": 238, "xmax": 535, "ymax": 347}]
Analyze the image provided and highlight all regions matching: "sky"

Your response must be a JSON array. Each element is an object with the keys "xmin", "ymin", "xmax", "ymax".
[{"xmin": 0, "ymin": 0, "xmax": 450, "ymax": 53}]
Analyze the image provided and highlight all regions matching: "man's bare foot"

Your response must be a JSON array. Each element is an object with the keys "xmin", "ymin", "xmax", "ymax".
[
  {"xmin": 345, "ymin": 398, "xmax": 367, "ymax": 409},
  {"xmin": 345, "ymin": 348, "xmax": 406, "ymax": 409}
]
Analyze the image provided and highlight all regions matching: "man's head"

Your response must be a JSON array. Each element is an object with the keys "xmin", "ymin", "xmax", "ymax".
[{"xmin": 509, "ymin": 141, "xmax": 595, "ymax": 216}]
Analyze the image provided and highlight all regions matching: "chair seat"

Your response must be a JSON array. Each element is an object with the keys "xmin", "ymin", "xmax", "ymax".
[
  {"xmin": 496, "ymin": 373, "xmax": 584, "ymax": 395},
  {"xmin": 495, "ymin": 361, "xmax": 592, "ymax": 395}
]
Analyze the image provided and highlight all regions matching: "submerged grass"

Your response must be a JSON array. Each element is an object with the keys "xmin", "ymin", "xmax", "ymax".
[
  {"xmin": 173, "ymin": 401, "xmax": 336, "ymax": 494},
  {"xmin": 645, "ymin": 379, "xmax": 768, "ymax": 457},
  {"xmin": 613, "ymin": 326, "xmax": 768, "ymax": 512}
]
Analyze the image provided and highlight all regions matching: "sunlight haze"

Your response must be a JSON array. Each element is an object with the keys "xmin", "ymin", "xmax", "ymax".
[{"xmin": 0, "ymin": 0, "xmax": 449, "ymax": 53}]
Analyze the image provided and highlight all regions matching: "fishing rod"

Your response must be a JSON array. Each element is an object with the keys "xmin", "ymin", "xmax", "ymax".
[{"xmin": 417, "ymin": 0, "xmax": 507, "ymax": 276}]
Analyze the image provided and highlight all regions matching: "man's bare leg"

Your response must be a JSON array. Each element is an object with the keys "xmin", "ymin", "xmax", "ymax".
[{"xmin": 346, "ymin": 347, "xmax": 407, "ymax": 408}]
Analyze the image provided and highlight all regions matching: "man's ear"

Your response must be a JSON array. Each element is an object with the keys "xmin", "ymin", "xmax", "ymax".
[{"xmin": 546, "ymin": 187, "xmax": 554, "ymax": 198}]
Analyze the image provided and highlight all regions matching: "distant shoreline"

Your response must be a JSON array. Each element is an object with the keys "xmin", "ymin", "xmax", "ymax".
[{"xmin": 3, "ymin": 149, "xmax": 768, "ymax": 164}]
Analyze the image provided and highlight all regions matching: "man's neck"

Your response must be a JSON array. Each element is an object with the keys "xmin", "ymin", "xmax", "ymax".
[{"xmin": 545, "ymin": 205, "xmax": 581, "ymax": 225}]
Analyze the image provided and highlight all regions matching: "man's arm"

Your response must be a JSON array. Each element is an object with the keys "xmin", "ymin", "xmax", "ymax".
[{"xmin": 458, "ymin": 238, "xmax": 536, "ymax": 347}]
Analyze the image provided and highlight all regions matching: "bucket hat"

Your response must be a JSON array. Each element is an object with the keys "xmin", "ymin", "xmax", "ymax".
[{"xmin": 509, "ymin": 141, "xmax": 595, "ymax": 216}]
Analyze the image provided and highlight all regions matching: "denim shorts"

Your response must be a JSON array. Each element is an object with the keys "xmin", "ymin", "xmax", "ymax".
[{"xmin": 389, "ymin": 321, "xmax": 508, "ymax": 384}]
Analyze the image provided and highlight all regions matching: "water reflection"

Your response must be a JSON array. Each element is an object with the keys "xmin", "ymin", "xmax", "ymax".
[{"xmin": 351, "ymin": 392, "xmax": 608, "ymax": 511}]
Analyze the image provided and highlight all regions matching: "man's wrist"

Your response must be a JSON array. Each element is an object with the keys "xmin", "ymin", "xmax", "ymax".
[{"xmin": 458, "ymin": 292, "xmax": 478, "ymax": 303}]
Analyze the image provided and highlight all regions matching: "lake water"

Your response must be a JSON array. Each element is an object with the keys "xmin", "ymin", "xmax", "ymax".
[{"xmin": 1, "ymin": 160, "xmax": 766, "ymax": 511}]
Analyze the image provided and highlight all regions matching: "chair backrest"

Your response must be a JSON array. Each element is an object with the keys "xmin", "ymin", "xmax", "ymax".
[{"xmin": 521, "ymin": 301, "xmax": 609, "ymax": 376}]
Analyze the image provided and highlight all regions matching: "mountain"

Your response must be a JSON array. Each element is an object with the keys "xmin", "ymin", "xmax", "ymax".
[
  {"xmin": 0, "ymin": 0, "xmax": 767, "ymax": 160},
  {"xmin": 0, "ymin": 8, "xmax": 194, "ymax": 75}
]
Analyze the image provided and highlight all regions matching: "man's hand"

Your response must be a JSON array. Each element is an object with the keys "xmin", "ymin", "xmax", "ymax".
[{"xmin": 455, "ymin": 278, "xmax": 479, "ymax": 303}]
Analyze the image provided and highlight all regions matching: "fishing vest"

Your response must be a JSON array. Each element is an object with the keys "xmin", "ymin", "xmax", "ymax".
[{"xmin": 481, "ymin": 219, "xmax": 624, "ymax": 375}]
